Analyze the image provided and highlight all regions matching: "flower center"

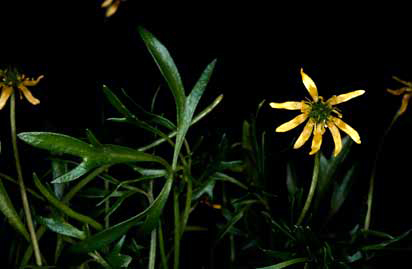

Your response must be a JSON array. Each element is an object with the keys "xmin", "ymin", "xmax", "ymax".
[{"xmin": 309, "ymin": 100, "xmax": 332, "ymax": 123}]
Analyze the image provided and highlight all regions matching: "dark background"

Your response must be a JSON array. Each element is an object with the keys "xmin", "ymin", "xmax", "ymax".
[{"xmin": 1, "ymin": 1, "xmax": 412, "ymax": 267}]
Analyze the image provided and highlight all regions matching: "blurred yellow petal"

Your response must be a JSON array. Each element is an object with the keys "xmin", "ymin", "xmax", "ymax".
[
  {"xmin": 270, "ymin": 101, "xmax": 303, "ymax": 110},
  {"xmin": 294, "ymin": 118, "xmax": 315, "ymax": 149},
  {"xmin": 327, "ymin": 90, "xmax": 365, "ymax": 105},
  {"xmin": 0, "ymin": 86, "xmax": 13, "ymax": 110},
  {"xmin": 398, "ymin": 93, "xmax": 411, "ymax": 115},
  {"xmin": 276, "ymin": 113, "xmax": 308, "ymax": 132},
  {"xmin": 387, "ymin": 88, "xmax": 407, "ymax": 96},
  {"xmin": 300, "ymin": 68, "xmax": 318, "ymax": 101},
  {"xmin": 22, "ymin": 75, "xmax": 44, "ymax": 86},
  {"xmin": 332, "ymin": 117, "xmax": 361, "ymax": 144},
  {"xmin": 105, "ymin": 0, "xmax": 121, "ymax": 17},
  {"xmin": 18, "ymin": 85, "xmax": 40, "ymax": 105},
  {"xmin": 309, "ymin": 124, "xmax": 324, "ymax": 155},
  {"xmin": 101, "ymin": 0, "xmax": 113, "ymax": 7},
  {"xmin": 327, "ymin": 121, "xmax": 342, "ymax": 157}
]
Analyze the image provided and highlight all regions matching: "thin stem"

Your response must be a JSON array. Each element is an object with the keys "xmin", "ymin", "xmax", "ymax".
[
  {"xmin": 296, "ymin": 152, "xmax": 320, "ymax": 226},
  {"xmin": 147, "ymin": 181, "xmax": 156, "ymax": 269},
  {"xmin": 364, "ymin": 112, "xmax": 400, "ymax": 231},
  {"xmin": 10, "ymin": 93, "xmax": 42, "ymax": 266},
  {"xmin": 158, "ymin": 222, "xmax": 168, "ymax": 269},
  {"xmin": 173, "ymin": 189, "xmax": 180, "ymax": 269},
  {"xmin": 104, "ymin": 180, "xmax": 110, "ymax": 228}
]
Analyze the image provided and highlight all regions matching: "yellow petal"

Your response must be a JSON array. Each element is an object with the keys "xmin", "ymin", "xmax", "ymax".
[
  {"xmin": 276, "ymin": 113, "xmax": 308, "ymax": 132},
  {"xmin": 105, "ymin": 0, "xmax": 120, "ymax": 17},
  {"xmin": 309, "ymin": 124, "xmax": 324, "ymax": 155},
  {"xmin": 300, "ymin": 68, "xmax": 318, "ymax": 101},
  {"xmin": 387, "ymin": 88, "xmax": 407, "ymax": 96},
  {"xmin": 398, "ymin": 93, "xmax": 411, "ymax": 115},
  {"xmin": 326, "ymin": 90, "xmax": 365, "ymax": 105},
  {"xmin": 18, "ymin": 85, "xmax": 40, "ymax": 105},
  {"xmin": 294, "ymin": 118, "xmax": 315, "ymax": 149},
  {"xmin": 270, "ymin": 101, "xmax": 303, "ymax": 110},
  {"xmin": 101, "ymin": 0, "xmax": 113, "ymax": 7},
  {"xmin": 22, "ymin": 75, "xmax": 44, "ymax": 86},
  {"xmin": 0, "ymin": 86, "xmax": 13, "ymax": 110},
  {"xmin": 327, "ymin": 121, "xmax": 342, "ymax": 157},
  {"xmin": 332, "ymin": 117, "xmax": 361, "ymax": 144}
]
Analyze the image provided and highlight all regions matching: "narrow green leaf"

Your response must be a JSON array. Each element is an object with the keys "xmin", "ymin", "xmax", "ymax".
[
  {"xmin": 362, "ymin": 228, "xmax": 412, "ymax": 251},
  {"xmin": 138, "ymin": 26, "xmax": 186, "ymax": 125},
  {"xmin": 18, "ymin": 132, "xmax": 93, "ymax": 157},
  {"xmin": 106, "ymin": 236, "xmax": 132, "ymax": 269},
  {"xmin": 102, "ymin": 84, "xmax": 136, "ymax": 119},
  {"xmin": 173, "ymin": 59, "xmax": 217, "ymax": 168},
  {"xmin": 215, "ymin": 206, "xmax": 247, "ymax": 244},
  {"xmin": 0, "ymin": 179, "xmax": 30, "ymax": 241},
  {"xmin": 256, "ymin": 257, "xmax": 309, "ymax": 269},
  {"xmin": 213, "ymin": 172, "xmax": 248, "ymax": 190},
  {"xmin": 329, "ymin": 165, "xmax": 356, "ymax": 217},
  {"xmin": 34, "ymin": 173, "xmax": 103, "ymax": 230},
  {"xmin": 68, "ymin": 173, "xmax": 173, "ymax": 254},
  {"xmin": 86, "ymin": 129, "xmax": 101, "ymax": 146},
  {"xmin": 286, "ymin": 162, "xmax": 298, "ymax": 197},
  {"xmin": 51, "ymin": 161, "xmax": 94, "ymax": 184},
  {"xmin": 120, "ymin": 88, "xmax": 176, "ymax": 130},
  {"xmin": 37, "ymin": 217, "xmax": 86, "ymax": 239}
]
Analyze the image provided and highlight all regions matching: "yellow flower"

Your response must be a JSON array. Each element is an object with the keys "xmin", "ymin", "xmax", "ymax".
[
  {"xmin": 101, "ymin": 0, "xmax": 122, "ymax": 17},
  {"xmin": 270, "ymin": 68, "xmax": 365, "ymax": 157},
  {"xmin": 0, "ymin": 69, "xmax": 44, "ymax": 110},
  {"xmin": 387, "ymin": 76, "xmax": 412, "ymax": 116}
]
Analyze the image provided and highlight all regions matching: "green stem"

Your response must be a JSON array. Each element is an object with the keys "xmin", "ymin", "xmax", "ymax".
[
  {"xmin": 173, "ymin": 189, "xmax": 180, "ymax": 269},
  {"xmin": 10, "ymin": 93, "xmax": 42, "ymax": 266},
  {"xmin": 158, "ymin": 222, "xmax": 168, "ymax": 269},
  {"xmin": 296, "ymin": 152, "xmax": 320, "ymax": 226},
  {"xmin": 364, "ymin": 112, "xmax": 400, "ymax": 231},
  {"xmin": 148, "ymin": 181, "xmax": 156, "ymax": 269}
]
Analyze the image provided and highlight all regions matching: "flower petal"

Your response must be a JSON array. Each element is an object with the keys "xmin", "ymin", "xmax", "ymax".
[
  {"xmin": 327, "ymin": 121, "xmax": 342, "ymax": 157},
  {"xmin": 398, "ymin": 93, "xmax": 411, "ymax": 115},
  {"xmin": 101, "ymin": 0, "xmax": 113, "ymax": 7},
  {"xmin": 294, "ymin": 118, "xmax": 315, "ymax": 149},
  {"xmin": 18, "ymin": 85, "xmax": 40, "ymax": 105},
  {"xmin": 332, "ymin": 117, "xmax": 361, "ymax": 144},
  {"xmin": 105, "ymin": 0, "xmax": 121, "ymax": 17},
  {"xmin": 270, "ymin": 101, "xmax": 303, "ymax": 110},
  {"xmin": 0, "ymin": 86, "xmax": 13, "ymax": 110},
  {"xmin": 309, "ymin": 124, "xmax": 324, "ymax": 155},
  {"xmin": 300, "ymin": 68, "xmax": 318, "ymax": 101},
  {"xmin": 387, "ymin": 88, "xmax": 407, "ymax": 96},
  {"xmin": 22, "ymin": 75, "xmax": 44, "ymax": 86},
  {"xmin": 326, "ymin": 90, "xmax": 365, "ymax": 105},
  {"xmin": 276, "ymin": 113, "xmax": 308, "ymax": 132}
]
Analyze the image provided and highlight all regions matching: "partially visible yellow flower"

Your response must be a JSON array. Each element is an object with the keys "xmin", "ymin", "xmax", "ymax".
[
  {"xmin": 101, "ymin": 0, "xmax": 122, "ymax": 17},
  {"xmin": 387, "ymin": 76, "xmax": 412, "ymax": 116},
  {"xmin": 0, "ymin": 69, "xmax": 44, "ymax": 110},
  {"xmin": 270, "ymin": 68, "xmax": 365, "ymax": 157}
]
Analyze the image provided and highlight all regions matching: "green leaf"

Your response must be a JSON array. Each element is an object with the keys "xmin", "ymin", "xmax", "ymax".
[
  {"xmin": 215, "ymin": 206, "xmax": 248, "ymax": 244},
  {"xmin": 213, "ymin": 172, "xmax": 248, "ymax": 190},
  {"xmin": 86, "ymin": 129, "xmax": 101, "ymax": 146},
  {"xmin": 68, "ymin": 173, "xmax": 173, "ymax": 254},
  {"xmin": 33, "ymin": 173, "xmax": 103, "ymax": 230},
  {"xmin": 138, "ymin": 26, "xmax": 186, "ymax": 126},
  {"xmin": 104, "ymin": 85, "xmax": 174, "ymax": 145},
  {"xmin": 286, "ymin": 162, "xmax": 298, "ymax": 197},
  {"xmin": 173, "ymin": 59, "xmax": 217, "ymax": 168},
  {"xmin": 361, "ymin": 228, "xmax": 412, "ymax": 251},
  {"xmin": 106, "ymin": 236, "xmax": 132, "ymax": 269},
  {"xmin": 256, "ymin": 257, "xmax": 309, "ymax": 269},
  {"xmin": 0, "ymin": 179, "xmax": 30, "ymax": 241},
  {"xmin": 314, "ymin": 137, "xmax": 353, "ymax": 210},
  {"xmin": 18, "ymin": 132, "xmax": 93, "ymax": 157},
  {"xmin": 37, "ymin": 216, "xmax": 86, "ymax": 239},
  {"xmin": 329, "ymin": 165, "xmax": 356, "ymax": 217},
  {"xmin": 19, "ymin": 132, "xmax": 170, "ymax": 183}
]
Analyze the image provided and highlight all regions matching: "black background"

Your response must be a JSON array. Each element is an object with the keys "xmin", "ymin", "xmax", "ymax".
[{"xmin": 1, "ymin": 1, "xmax": 412, "ymax": 267}]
